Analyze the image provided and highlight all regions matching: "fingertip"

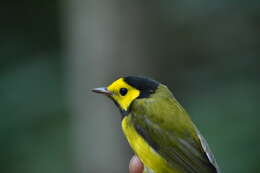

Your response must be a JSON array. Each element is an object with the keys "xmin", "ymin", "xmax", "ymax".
[{"xmin": 129, "ymin": 155, "xmax": 144, "ymax": 173}]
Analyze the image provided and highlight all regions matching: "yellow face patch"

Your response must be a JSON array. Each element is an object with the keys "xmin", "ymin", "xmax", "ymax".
[{"xmin": 107, "ymin": 78, "xmax": 140, "ymax": 111}]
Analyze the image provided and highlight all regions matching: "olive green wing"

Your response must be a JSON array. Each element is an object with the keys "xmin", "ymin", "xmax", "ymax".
[{"xmin": 131, "ymin": 111, "xmax": 219, "ymax": 173}]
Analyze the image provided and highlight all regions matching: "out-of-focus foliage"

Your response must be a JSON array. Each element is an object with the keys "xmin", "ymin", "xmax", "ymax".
[
  {"xmin": 0, "ymin": 0, "xmax": 259, "ymax": 173},
  {"xmin": 0, "ymin": 1, "xmax": 71, "ymax": 173}
]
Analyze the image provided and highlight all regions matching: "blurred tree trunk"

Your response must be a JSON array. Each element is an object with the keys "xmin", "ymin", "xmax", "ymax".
[{"xmin": 64, "ymin": 1, "xmax": 155, "ymax": 173}]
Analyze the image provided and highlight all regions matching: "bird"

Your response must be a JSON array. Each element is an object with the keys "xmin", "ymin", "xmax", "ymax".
[{"xmin": 92, "ymin": 76, "xmax": 220, "ymax": 173}]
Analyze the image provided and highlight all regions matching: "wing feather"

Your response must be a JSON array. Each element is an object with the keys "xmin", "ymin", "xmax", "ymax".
[{"xmin": 131, "ymin": 111, "xmax": 219, "ymax": 173}]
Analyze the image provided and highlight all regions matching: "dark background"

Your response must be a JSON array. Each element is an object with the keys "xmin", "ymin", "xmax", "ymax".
[{"xmin": 0, "ymin": 0, "xmax": 259, "ymax": 173}]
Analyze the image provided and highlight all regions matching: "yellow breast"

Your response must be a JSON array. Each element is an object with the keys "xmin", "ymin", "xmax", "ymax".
[{"xmin": 122, "ymin": 116, "xmax": 179, "ymax": 173}]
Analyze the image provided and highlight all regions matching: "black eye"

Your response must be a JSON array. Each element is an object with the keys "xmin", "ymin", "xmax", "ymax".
[{"xmin": 119, "ymin": 88, "xmax": 128, "ymax": 96}]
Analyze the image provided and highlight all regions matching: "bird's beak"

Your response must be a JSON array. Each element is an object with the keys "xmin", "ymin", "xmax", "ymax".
[{"xmin": 92, "ymin": 87, "xmax": 112, "ymax": 96}]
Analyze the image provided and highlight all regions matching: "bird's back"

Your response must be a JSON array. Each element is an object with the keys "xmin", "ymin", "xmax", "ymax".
[{"xmin": 126, "ymin": 84, "xmax": 220, "ymax": 173}]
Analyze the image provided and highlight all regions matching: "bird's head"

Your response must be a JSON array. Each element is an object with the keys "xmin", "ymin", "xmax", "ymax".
[{"xmin": 92, "ymin": 76, "xmax": 159, "ymax": 116}]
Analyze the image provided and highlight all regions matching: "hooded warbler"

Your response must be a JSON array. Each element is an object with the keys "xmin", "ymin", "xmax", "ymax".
[{"xmin": 92, "ymin": 76, "xmax": 220, "ymax": 173}]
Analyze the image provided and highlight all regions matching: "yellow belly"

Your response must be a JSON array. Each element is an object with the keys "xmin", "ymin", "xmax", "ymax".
[{"xmin": 122, "ymin": 116, "xmax": 178, "ymax": 173}]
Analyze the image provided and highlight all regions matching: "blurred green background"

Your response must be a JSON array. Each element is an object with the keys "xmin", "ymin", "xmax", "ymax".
[{"xmin": 1, "ymin": 0, "xmax": 259, "ymax": 173}]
